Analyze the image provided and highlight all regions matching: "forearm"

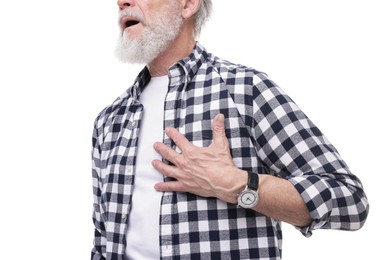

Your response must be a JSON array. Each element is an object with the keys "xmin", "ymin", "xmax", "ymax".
[
  {"xmin": 92, "ymin": 207, "xmax": 107, "ymax": 259},
  {"xmin": 91, "ymin": 187, "xmax": 107, "ymax": 258},
  {"xmin": 91, "ymin": 133, "xmax": 107, "ymax": 258},
  {"xmin": 220, "ymin": 169, "xmax": 312, "ymax": 227},
  {"xmin": 253, "ymin": 174, "xmax": 312, "ymax": 227}
]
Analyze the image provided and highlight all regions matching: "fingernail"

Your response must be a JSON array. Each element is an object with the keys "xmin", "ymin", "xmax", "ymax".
[{"xmin": 216, "ymin": 113, "xmax": 224, "ymax": 121}]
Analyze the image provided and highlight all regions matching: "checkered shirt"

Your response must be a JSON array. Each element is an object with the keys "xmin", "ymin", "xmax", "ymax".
[{"xmin": 91, "ymin": 42, "xmax": 369, "ymax": 259}]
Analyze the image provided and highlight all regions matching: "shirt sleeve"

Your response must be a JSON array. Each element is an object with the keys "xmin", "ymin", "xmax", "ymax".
[
  {"xmin": 250, "ymin": 74, "xmax": 369, "ymax": 236},
  {"xmin": 91, "ymin": 117, "xmax": 107, "ymax": 259}
]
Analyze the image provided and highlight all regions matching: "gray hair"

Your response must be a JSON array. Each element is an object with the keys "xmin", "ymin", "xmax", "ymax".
[{"xmin": 194, "ymin": 0, "xmax": 213, "ymax": 38}]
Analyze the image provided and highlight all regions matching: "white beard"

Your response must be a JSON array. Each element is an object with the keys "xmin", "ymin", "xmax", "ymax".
[{"xmin": 115, "ymin": 2, "xmax": 183, "ymax": 64}]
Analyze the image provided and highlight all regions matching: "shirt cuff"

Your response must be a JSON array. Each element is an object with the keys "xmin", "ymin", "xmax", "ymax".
[{"xmin": 288, "ymin": 175, "xmax": 334, "ymax": 236}]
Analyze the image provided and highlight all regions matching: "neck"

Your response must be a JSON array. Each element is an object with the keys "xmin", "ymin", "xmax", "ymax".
[{"xmin": 147, "ymin": 25, "xmax": 196, "ymax": 77}]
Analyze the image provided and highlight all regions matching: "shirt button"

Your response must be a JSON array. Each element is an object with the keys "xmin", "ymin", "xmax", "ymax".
[
  {"xmin": 305, "ymin": 231, "xmax": 312, "ymax": 238},
  {"xmin": 131, "ymin": 121, "xmax": 137, "ymax": 128},
  {"xmin": 122, "ymin": 213, "xmax": 127, "ymax": 222},
  {"xmin": 126, "ymin": 166, "xmax": 132, "ymax": 173}
]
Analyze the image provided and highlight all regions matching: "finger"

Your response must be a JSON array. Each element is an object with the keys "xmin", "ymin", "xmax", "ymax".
[
  {"xmin": 153, "ymin": 142, "xmax": 180, "ymax": 164},
  {"xmin": 211, "ymin": 114, "xmax": 228, "ymax": 147},
  {"xmin": 154, "ymin": 180, "xmax": 185, "ymax": 193},
  {"xmin": 165, "ymin": 127, "xmax": 193, "ymax": 153},
  {"xmin": 152, "ymin": 159, "xmax": 177, "ymax": 178}
]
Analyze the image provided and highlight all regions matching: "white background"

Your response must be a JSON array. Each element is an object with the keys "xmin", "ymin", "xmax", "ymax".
[{"xmin": 0, "ymin": 0, "xmax": 388, "ymax": 259}]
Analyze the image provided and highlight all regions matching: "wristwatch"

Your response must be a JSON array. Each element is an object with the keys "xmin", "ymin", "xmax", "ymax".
[{"xmin": 237, "ymin": 171, "xmax": 259, "ymax": 208}]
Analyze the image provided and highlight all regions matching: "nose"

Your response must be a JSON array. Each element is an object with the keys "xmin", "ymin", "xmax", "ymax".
[{"xmin": 117, "ymin": 0, "xmax": 135, "ymax": 10}]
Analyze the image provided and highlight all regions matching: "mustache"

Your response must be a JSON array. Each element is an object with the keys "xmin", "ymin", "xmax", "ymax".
[{"xmin": 118, "ymin": 9, "xmax": 145, "ymax": 26}]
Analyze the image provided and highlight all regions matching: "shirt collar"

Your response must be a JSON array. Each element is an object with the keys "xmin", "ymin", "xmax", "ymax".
[
  {"xmin": 172, "ymin": 41, "xmax": 208, "ymax": 83},
  {"xmin": 129, "ymin": 42, "xmax": 208, "ymax": 99}
]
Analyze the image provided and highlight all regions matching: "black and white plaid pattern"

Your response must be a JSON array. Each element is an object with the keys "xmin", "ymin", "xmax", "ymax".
[{"xmin": 91, "ymin": 43, "xmax": 369, "ymax": 259}]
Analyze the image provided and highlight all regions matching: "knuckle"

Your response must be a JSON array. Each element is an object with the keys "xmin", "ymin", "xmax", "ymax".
[
  {"xmin": 177, "ymin": 157, "xmax": 191, "ymax": 171},
  {"xmin": 161, "ymin": 147, "xmax": 171, "ymax": 158}
]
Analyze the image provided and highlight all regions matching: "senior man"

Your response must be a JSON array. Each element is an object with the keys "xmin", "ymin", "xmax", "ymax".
[{"xmin": 91, "ymin": 0, "xmax": 369, "ymax": 259}]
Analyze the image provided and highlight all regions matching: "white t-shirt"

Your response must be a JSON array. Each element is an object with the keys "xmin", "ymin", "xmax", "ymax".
[{"xmin": 125, "ymin": 75, "xmax": 168, "ymax": 259}]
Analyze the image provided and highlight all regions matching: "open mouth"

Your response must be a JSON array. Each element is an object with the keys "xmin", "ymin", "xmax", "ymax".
[
  {"xmin": 122, "ymin": 17, "xmax": 141, "ymax": 30},
  {"xmin": 125, "ymin": 20, "xmax": 140, "ymax": 28}
]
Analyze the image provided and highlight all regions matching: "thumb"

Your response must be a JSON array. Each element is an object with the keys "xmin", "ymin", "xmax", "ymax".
[{"xmin": 211, "ymin": 113, "xmax": 227, "ymax": 147}]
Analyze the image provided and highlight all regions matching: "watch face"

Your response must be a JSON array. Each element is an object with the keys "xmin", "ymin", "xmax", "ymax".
[{"xmin": 238, "ymin": 189, "xmax": 259, "ymax": 208}]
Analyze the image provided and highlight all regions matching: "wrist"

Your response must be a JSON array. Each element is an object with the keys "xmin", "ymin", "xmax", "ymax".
[
  {"xmin": 219, "ymin": 168, "xmax": 247, "ymax": 204},
  {"xmin": 237, "ymin": 171, "xmax": 260, "ymax": 209}
]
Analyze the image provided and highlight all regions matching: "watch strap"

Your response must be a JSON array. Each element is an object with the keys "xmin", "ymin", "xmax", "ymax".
[{"xmin": 247, "ymin": 171, "xmax": 259, "ymax": 191}]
